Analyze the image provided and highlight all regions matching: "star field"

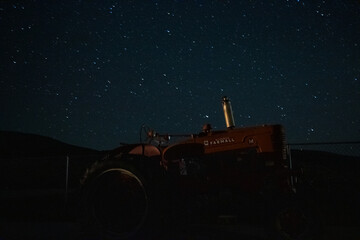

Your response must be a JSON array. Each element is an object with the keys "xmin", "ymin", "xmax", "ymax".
[{"xmin": 1, "ymin": 0, "xmax": 359, "ymax": 150}]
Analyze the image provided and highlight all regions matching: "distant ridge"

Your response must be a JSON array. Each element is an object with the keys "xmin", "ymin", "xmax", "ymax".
[
  {"xmin": 0, "ymin": 131, "xmax": 100, "ymax": 158},
  {"xmin": 0, "ymin": 131, "xmax": 104, "ymax": 190},
  {"xmin": 1, "ymin": 130, "xmax": 359, "ymax": 190}
]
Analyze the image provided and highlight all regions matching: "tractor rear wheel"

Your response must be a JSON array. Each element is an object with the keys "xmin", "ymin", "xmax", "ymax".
[{"xmin": 81, "ymin": 159, "xmax": 162, "ymax": 239}]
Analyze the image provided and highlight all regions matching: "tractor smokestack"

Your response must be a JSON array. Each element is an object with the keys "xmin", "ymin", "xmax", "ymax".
[{"xmin": 222, "ymin": 96, "xmax": 235, "ymax": 129}]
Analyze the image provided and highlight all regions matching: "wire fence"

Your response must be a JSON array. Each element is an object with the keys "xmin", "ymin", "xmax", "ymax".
[
  {"xmin": 2, "ymin": 141, "xmax": 359, "ymax": 195},
  {"xmin": 0, "ymin": 153, "xmax": 104, "ymax": 195},
  {"xmin": 288, "ymin": 141, "xmax": 360, "ymax": 157}
]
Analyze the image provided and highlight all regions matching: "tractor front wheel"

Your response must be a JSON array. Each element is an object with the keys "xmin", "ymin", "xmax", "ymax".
[{"xmin": 267, "ymin": 197, "xmax": 322, "ymax": 240}]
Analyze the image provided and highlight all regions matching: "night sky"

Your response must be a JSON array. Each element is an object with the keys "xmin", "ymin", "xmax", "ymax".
[{"xmin": 1, "ymin": 0, "xmax": 359, "ymax": 150}]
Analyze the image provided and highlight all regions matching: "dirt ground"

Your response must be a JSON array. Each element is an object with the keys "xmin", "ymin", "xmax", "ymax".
[{"xmin": 1, "ymin": 220, "xmax": 360, "ymax": 240}]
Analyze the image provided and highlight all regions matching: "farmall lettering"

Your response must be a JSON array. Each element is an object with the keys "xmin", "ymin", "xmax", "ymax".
[{"xmin": 204, "ymin": 137, "xmax": 235, "ymax": 147}]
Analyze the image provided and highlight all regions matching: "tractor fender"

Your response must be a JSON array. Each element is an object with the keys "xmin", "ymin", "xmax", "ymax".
[
  {"xmin": 108, "ymin": 144, "xmax": 161, "ymax": 160},
  {"xmin": 81, "ymin": 144, "xmax": 162, "ymax": 187}
]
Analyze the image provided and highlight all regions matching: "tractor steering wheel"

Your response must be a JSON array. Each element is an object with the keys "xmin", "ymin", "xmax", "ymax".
[{"xmin": 140, "ymin": 125, "xmax": 155, "ymax": 143}]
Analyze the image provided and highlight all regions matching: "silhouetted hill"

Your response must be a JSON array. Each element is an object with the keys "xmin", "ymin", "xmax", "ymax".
[
  {"xmin": 1, "ymin": 131, "xmax": 359, "ymax": 190},
  {"xmin": 0, "ymin": 131, "xmax": 105, "ymax": 190},
  {"xmin": 291, "ymin": 149, "xmax": 360, "ymax": 185},
  {"xmin": 290, "ymin": 149, "xmax": 360, "ymax": 226},
  {"xmin": 0, "ymin": 130, "xmax": 99, "ymax": 158}
]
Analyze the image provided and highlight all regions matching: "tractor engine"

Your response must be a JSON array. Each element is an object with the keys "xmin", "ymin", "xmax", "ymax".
[{"xmin": 162, "ymin": 96, "xmax": 290, "ymax": 193}]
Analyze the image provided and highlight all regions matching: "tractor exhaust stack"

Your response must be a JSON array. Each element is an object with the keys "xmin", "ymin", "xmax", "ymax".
[{"xmin": 222, "ymin": 96, "xmax": 235, "ymax": 129}]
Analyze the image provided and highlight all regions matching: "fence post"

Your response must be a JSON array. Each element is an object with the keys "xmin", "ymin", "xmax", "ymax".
[
  {"xmin": 65, "ymin": 155, "xmax": 69, "ymax": 203},
  {"xmin": 287, "ymin": 145, "xmax": 294, "ymax": 187}
]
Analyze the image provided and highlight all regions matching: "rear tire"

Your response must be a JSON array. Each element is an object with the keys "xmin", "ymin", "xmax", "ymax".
[{"xmin": 81, "ymin": 158, "xmax": 162, "ymax": 239}]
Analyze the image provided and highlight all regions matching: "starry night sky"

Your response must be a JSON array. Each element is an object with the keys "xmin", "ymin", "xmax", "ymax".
[{"xmin": 1, "ymin": 0, "xmax": 359, "ymax": 150}]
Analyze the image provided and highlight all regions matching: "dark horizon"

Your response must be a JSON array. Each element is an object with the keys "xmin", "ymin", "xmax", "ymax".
[{"xmin": 1, "ymin": 129, "xmax": 359, "ymax": 159}]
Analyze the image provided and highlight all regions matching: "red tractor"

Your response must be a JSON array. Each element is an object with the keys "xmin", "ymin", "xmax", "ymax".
[{"xmin": 81, "ymin": 97, "xmax": 315, "ymax": 239}]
